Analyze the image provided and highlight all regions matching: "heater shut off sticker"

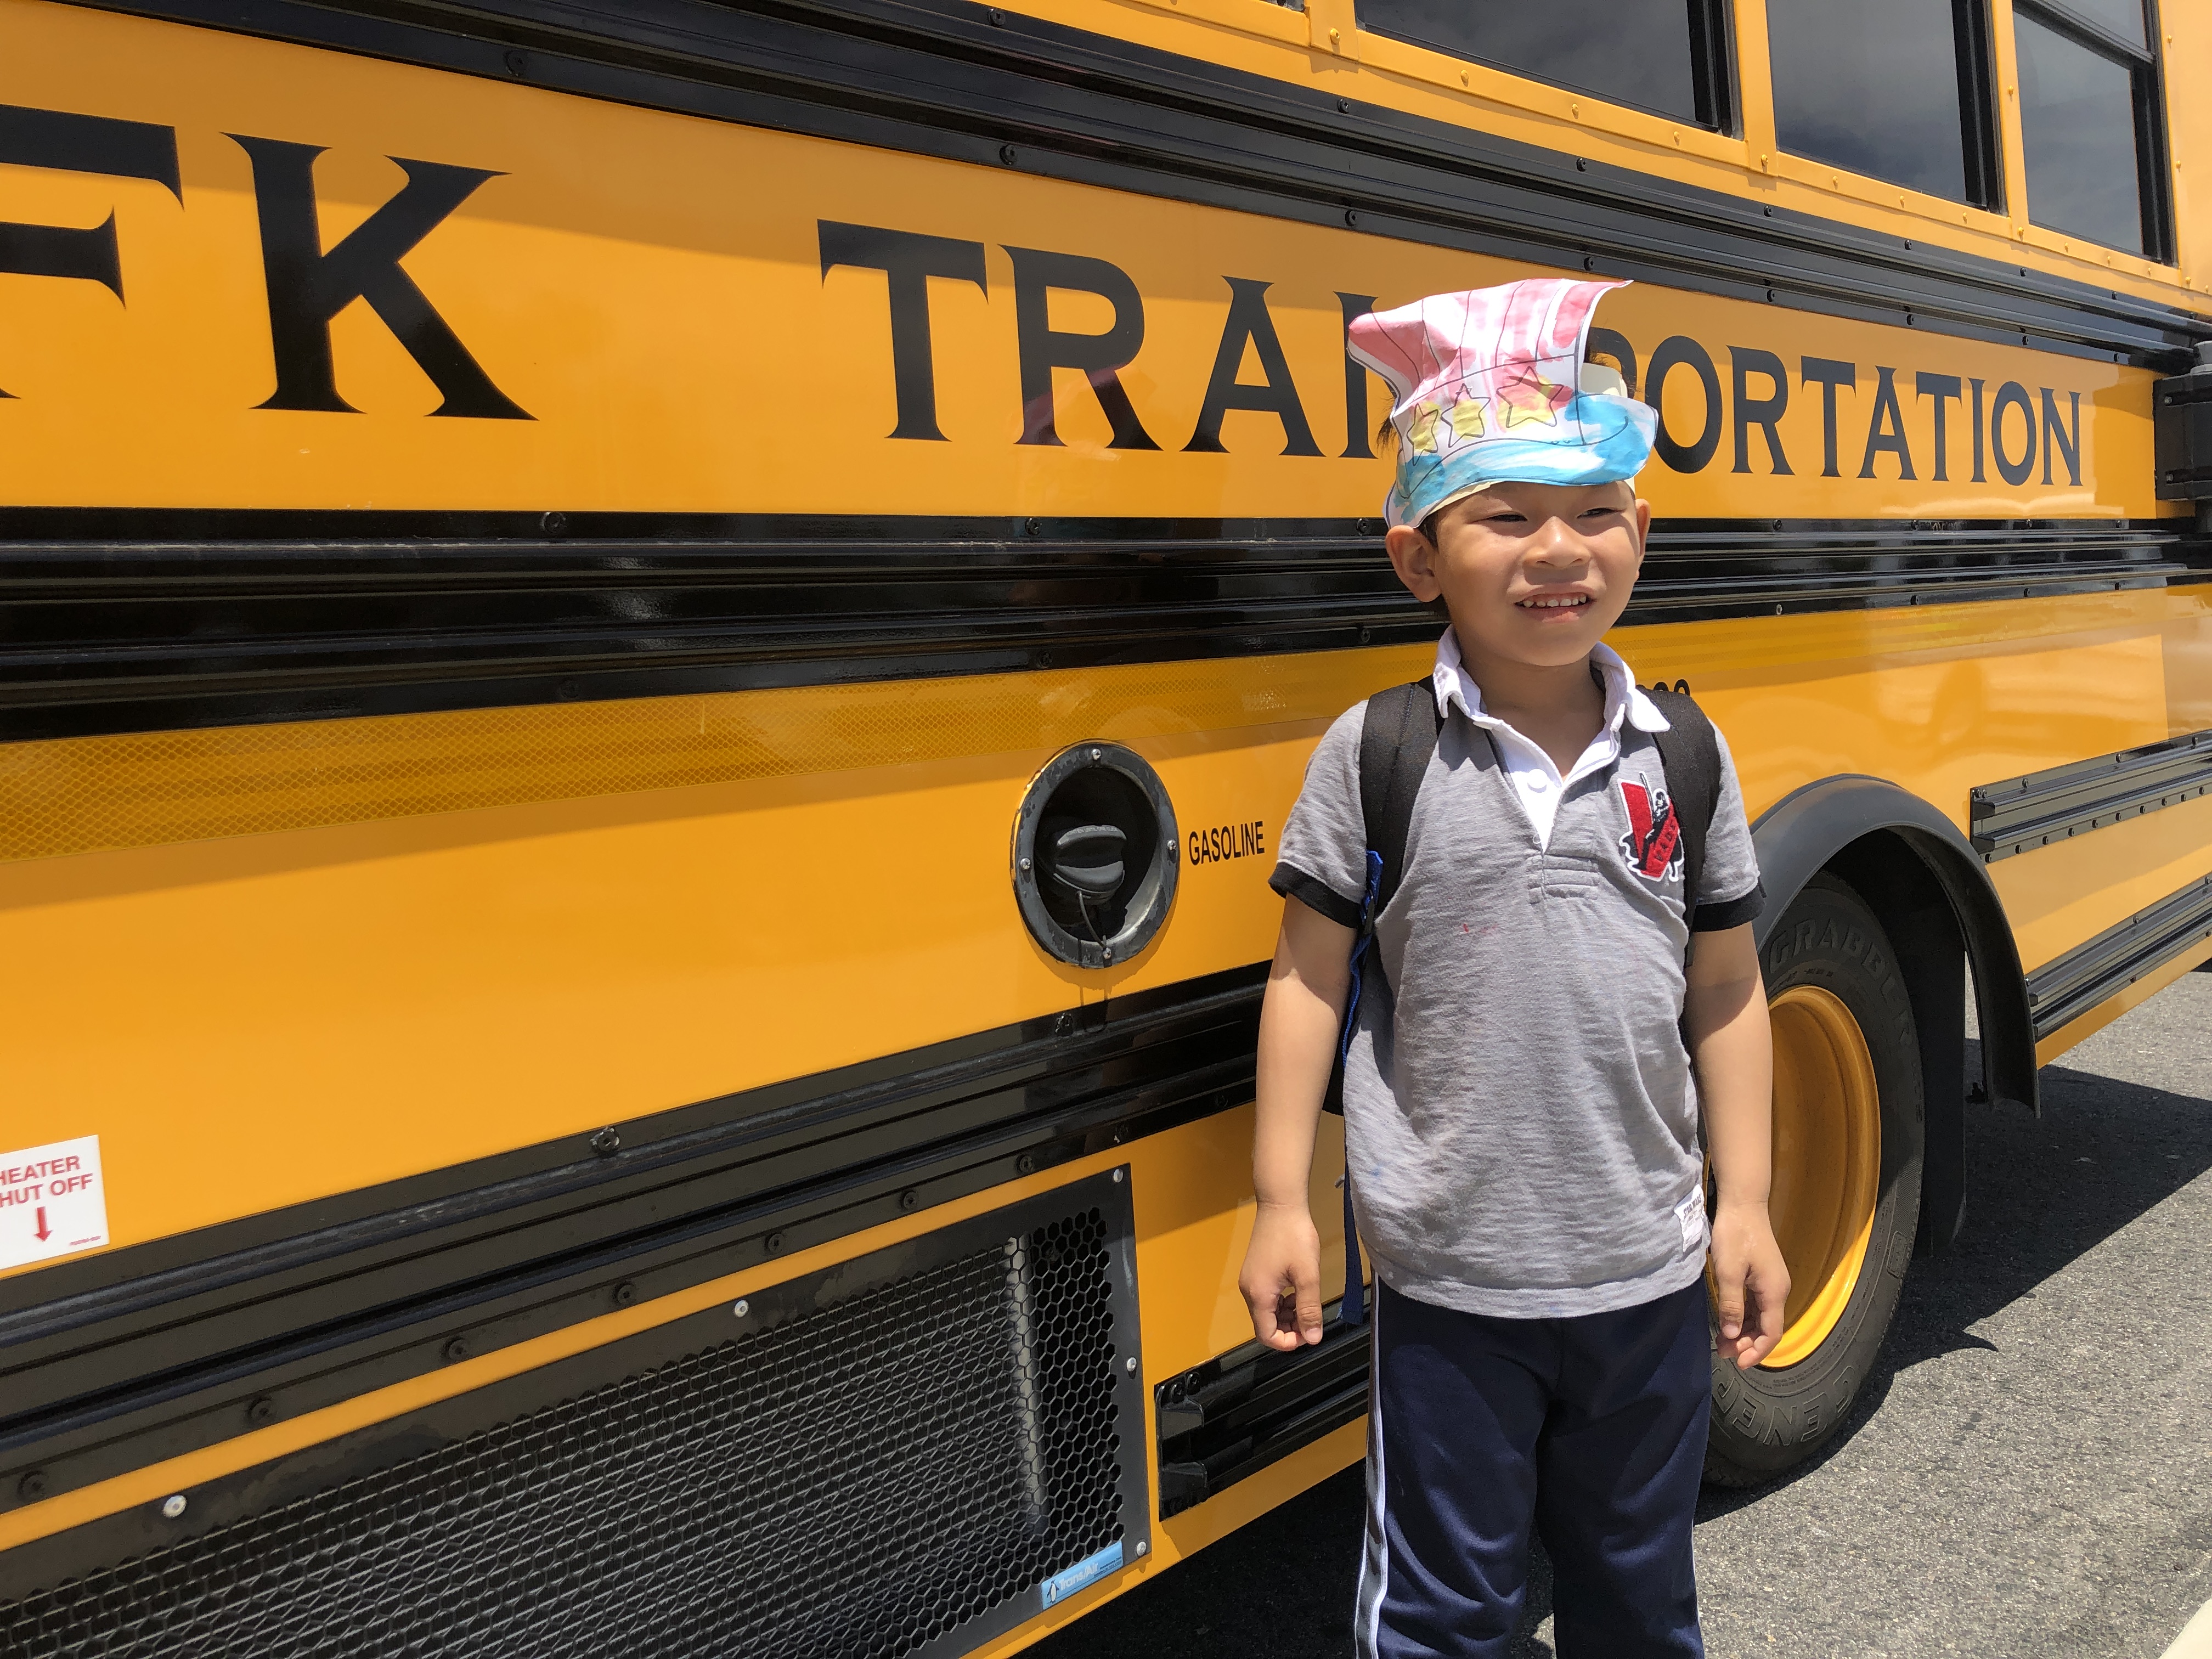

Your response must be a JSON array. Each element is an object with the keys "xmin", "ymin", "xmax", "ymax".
[{"xmin": 0, "ymin": 1135, "xmax": 109, "ymax": 1271}]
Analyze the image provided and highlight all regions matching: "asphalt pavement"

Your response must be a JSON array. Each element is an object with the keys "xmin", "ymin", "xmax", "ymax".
[{"xmin": 1033, "ymin": 971, "xmax": 2212, "ymax": 1658}]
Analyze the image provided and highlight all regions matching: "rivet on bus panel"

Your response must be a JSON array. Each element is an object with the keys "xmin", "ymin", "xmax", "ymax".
[
  {"xmin": 161, "ymin": 1495, "xmax": 188, "ymax": 1520},
  {"xmin": 732, "ymin": 1300, "xmax": 749, "ymax": 1318}
]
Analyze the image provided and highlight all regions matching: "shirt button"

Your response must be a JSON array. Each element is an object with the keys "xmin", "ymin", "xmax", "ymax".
[{"xmin": 1526, "ymin": 775, "xmax": 1549, "ymax": 792}]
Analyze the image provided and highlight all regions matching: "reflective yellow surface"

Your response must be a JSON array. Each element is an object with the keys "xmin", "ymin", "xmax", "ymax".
[
  {"xmin": 4, "ymin": 0, "xmax": 2211, "ymax": 1615},
  {"xmin": 9, "ymin": 586, "xmax": 2212, "ymax": 1271},
  {"xmin": 0, "ymin": 0, "xmax": 2170, "ymax": 521},
  {"xmin": 2170, "ymin": 1, "xmax": 2212, "ymax": 299},
  {"xmin": 1762, "ymin": 986, "xmax": 1881, "ymax": 1369}
]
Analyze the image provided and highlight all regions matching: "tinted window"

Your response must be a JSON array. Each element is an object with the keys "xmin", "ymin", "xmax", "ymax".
[
  {"xmin": 1767, "ymin": 0, "xmax": 1974, "ymax": 202},
  {"xmin": 2042, "ymin": 0, "xmax": 2145, "ymax": 47},
  {"xmin": 1355, "ymin": 0, "xmax": 1701, "ymax": 123},
  {"xmin": 2016, "ymin": 11, "xmax": 2146, "ymax": 253}
]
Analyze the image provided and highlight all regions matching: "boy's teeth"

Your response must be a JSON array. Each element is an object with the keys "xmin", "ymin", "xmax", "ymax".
[{"xmin": 1522, "ymin": 595, "xmax": 1587, "ymax": 608}]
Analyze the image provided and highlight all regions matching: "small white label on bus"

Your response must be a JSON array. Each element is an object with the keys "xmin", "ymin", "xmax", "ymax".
[{"xmin": 0, "ymin": 1135, "xmax": 109, "ymax": 1271}]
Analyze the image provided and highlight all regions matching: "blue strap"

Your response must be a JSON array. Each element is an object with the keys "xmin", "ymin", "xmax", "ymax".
[
  {"xmin": 1339, "ymin": 850, "xmax": 1384, "ymax": 1066},
  {"xmin": 1336, "ymin": 850, "xmax": 1383, "ymax": 1328},
  {"xmin": 1340, "ymin": 1170, "xmax": 1366, "ymax": 1327}
]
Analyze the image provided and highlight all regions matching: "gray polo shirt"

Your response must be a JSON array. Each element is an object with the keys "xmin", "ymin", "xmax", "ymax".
[{"xmin": 1270, "ymin": 670, "xmax": 1763, "ymax": 1319}]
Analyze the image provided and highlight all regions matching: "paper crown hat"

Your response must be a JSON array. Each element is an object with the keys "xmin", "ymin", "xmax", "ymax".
[{"xmin": 1346, "ymin": 278, "xmax": 1658, "ymax": 531}]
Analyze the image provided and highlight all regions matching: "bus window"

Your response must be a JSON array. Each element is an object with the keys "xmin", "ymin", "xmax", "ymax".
[
  {"xmin": 1353, "ymin": 0, "xmax": 1730, "ymax": 130},
  {"xmin": 2034, "ymin": 0, "xmax": 2145, "ymax": 45},
  {"xmin": 2013, "ymin": 0, "xmax": 2167, "ymax": 259},
  {"xmin": 1767, "ymin": 0, "xmax": 2001, "ymax": 208}
]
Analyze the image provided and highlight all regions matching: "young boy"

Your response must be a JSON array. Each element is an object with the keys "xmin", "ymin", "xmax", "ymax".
[{"xmin": 1239, "ymin": 279, "xmax": 1789, "ymax": 1657}]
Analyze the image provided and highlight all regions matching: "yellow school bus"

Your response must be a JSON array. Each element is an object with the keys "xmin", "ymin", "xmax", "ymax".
[{"xmin": 1, "ymin": 0, "xmax": 2206, "ymax": 1646}]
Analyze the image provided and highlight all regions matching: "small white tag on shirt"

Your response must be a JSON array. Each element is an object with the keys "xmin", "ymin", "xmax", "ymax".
[{"xmin": 1674, "ymin": 1188, "xmax": 1706, "ymax": 1254}]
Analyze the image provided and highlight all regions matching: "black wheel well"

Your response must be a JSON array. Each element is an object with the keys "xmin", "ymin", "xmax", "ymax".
[{"xmin": 1751, "ymin": 777, "xmax": 2038, "ymax": 1254}]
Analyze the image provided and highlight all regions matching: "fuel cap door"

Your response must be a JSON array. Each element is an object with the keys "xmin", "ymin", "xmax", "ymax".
[{"xmin": 1012, "ymin": 744, "xmax": 1178, "ymax": 969}]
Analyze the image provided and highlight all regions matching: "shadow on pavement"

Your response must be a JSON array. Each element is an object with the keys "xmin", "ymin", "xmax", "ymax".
[
  {"xmin": 1700, "ymin": 1047, "xmax": 2212, "ymax": 1517},
  {"xmin": 1028, "ymin": 1049, "xmax": 2212, "ymax": 1656}
]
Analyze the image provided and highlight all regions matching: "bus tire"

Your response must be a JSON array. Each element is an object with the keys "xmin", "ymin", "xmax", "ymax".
[{"xmin": 1704, "ymin": 873, "xmax": 1924, "ymax": 1487}]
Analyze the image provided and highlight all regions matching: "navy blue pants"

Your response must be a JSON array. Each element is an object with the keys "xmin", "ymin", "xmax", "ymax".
[{"xmin": 1355, "ymin": 1279, "xmax": 1711, "ymax": 1658}]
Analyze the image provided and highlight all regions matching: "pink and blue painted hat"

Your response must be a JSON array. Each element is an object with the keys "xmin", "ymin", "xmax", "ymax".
[{"xmin": 1347, "ymin": 278, "xmax": 1658, "ymax": 531}]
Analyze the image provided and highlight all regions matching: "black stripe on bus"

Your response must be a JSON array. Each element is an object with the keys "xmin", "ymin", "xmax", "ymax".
[
  {"xmin": 0, "ymin": 964, "xmax": 1265, "ymax": 1516},
  {"xmin": 1971, "ymin": 728, "xmax": 2212, "ymax": 862},
  {"xmin": 0, "ymin": 515, "xmax": 2190, "ymax": 743},
  {"xmin": 2027, "ymin": 872, "xmax": 2212, "ymax": 1040},
  {"xmin": 80, "ymin": 0, "xmax": 2209, "ymax": 364},
  {"xmin": 1155, "ymin": 1300, "xmax": 1372, "ymax": 1518}
]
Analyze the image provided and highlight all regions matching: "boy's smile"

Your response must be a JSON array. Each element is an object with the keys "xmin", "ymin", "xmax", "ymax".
[{"xmin": 1383, "ymin": 478, "xmax": 1650, "ymax": 672}]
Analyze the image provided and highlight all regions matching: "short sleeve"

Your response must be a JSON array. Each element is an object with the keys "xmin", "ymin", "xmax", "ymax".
[
  {"xmin": 1691, "ymin": 722, "xmax": 1764, "ymax": 932},
  {"xmin": 1267, "ymin": 702, "xmax": 1372, "ymax": 929}
]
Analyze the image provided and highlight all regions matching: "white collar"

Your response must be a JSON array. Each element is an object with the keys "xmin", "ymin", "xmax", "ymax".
[{"xmin": 1431, "ymin": 631, "xmax": 1670, "ymax": 736}]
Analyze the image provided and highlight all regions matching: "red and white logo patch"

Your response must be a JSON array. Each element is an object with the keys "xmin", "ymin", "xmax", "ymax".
[{"xmin": 1618, "ymin": 778, "xmax": 1683, "ymax": 884}]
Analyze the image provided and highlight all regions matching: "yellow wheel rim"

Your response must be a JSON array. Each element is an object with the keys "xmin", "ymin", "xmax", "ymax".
[{"xmin": 1758, "ymin": 985, "xmax": 1882, "ymax": 1369}]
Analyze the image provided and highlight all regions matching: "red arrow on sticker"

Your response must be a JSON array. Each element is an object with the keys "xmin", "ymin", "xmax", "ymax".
[{"xmin": 33, "ymin": 1207, "xmax": 50, "ymax": 1242}]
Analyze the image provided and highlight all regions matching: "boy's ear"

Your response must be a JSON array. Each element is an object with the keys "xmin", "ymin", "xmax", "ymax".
[
  {"xmin": 1629, "ymin": 495, "xmax": 1653, "ymax": 571},
  {"xmin": 1385, "ymin": 524, "xmax": 1443, "ymax": 602}
]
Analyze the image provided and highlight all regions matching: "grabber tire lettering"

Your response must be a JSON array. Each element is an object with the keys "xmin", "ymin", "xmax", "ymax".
[{"xmin": 1706, "ymin": 873, "xmax": 1923, "ymax": 1486}]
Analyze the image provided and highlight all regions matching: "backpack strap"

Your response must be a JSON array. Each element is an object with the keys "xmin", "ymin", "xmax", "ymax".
[
  {"xmin": 1358, "ymin": 680, "xmax": 1447, "ymax": 927},
  {"xmin": 1641, "ymin": 685, "xmax": 1722, "ymax": 924},
  {"xmin": 1321, "ymin": 678, "xmax": 1441, "ymax": 1118},
  {"xmin": 1327, "ymin": 678, "xmax": 1442, "ymax": 1325}
]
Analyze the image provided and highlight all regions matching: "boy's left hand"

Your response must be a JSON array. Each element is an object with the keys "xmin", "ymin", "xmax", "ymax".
[{"xmin": 1708, "ymin": 1198, "xmax": 1791, "ymax": 1369}]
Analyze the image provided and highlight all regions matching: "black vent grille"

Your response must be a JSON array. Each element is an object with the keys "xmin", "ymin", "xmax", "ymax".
[{"xmin": 2, "ymin": 1176, "xmax": 1146, "ymax": 1659}]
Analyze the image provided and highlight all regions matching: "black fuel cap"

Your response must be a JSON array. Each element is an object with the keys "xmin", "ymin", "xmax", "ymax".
[
  {"xmin": 1049, "ymin": 823, "xmax": 1127, "ymax": 901},
  {"xmin": 1011, "ymin": 742, "xmax": 1180, "ymax": 970}
]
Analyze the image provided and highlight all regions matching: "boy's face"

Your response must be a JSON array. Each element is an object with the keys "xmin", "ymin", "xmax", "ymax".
[{"xmin": 1383, "ymin": 479, "xmax": 1650, "ymax": 670}]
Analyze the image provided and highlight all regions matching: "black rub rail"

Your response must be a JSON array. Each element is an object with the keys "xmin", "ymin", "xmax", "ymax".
[
  {"xmin": 0, "ymin": 963, "xmax": 1266, "ymax": 1515},
  {"xmin": 2026, "ymin": 872, "xmax": 2212, "ymax": 1040},
  {"xmin": 1972, "ymin": 727, "xmax": 2212, "ymax": 862},
  {"xmin": 1155, "ymin": 1300, "xmax": 1370, "ymax": 1517},
  {"xmin": 0, "ymin": 515, "xmax": 2191, "ymax": 742}
]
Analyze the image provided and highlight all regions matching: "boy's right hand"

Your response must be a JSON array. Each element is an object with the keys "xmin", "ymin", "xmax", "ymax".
[{"xmin": 1239, "ymin": 1200, "xmax": 1325, "ymax": 1349}]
